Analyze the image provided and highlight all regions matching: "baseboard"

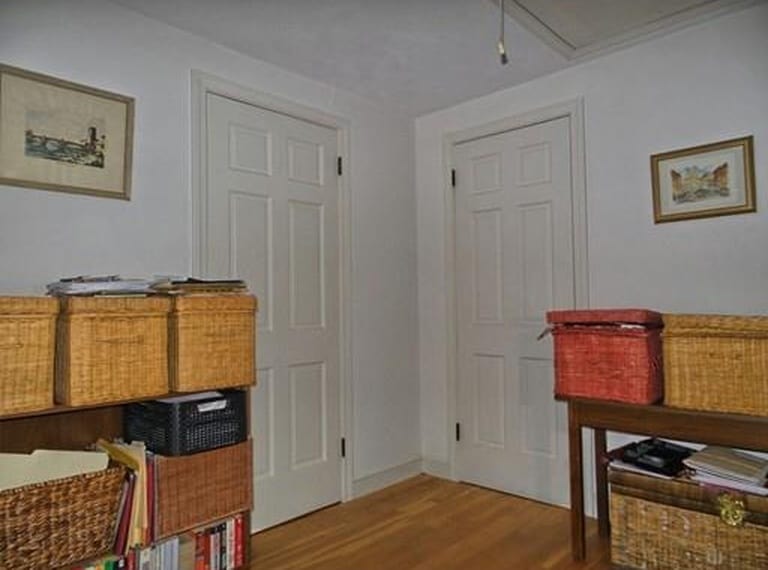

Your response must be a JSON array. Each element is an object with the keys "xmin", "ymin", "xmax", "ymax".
[
  {"xmin": 421, "ymin": 458, "xmax": 452, "ymax": 480},
  {"xmin": 351, "ymin": 459, "xmax": 423, "ymax": 498}
]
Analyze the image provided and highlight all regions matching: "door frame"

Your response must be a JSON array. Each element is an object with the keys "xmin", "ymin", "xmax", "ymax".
[
  {"xmin": 442, "ymin": 98, "xmax": 592, "ymax": 509},
  {"xmin": 190, "ymin": 70, "xmax": 354, "ymax": 502}
]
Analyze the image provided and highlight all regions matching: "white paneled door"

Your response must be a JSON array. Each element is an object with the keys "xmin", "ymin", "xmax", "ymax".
[
  {"xmin": 206, "ymin": 93, "xmax": 341, "ymax": 530},
  {"xmin": 453, "ymin": 116, "xmax": 574, "ymax": 506}
]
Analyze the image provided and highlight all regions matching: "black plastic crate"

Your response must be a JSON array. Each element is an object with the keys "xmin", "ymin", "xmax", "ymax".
[{"xmin": 124, "ymin": 389, "xmax": 247, "ymax": 455}]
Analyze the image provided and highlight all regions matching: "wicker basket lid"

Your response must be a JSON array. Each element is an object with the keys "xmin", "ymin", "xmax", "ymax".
[
  {"xmin": 546, "ymin": 308, "xmax": 663, "ymax": 326},
  {"xmin": 663, "ymin": 313, "xmax": 768, "ymax": 336},
  {"xmin": 171, "ymin": 293, "xmax": 257, "ymax": 313},
  {"xmin": 59, "ymin": 295, "xmax": 172, "ymax": 315},
  {"xmin": 0, "ymin": 296, "xmax": 59, "ymax": 315}
]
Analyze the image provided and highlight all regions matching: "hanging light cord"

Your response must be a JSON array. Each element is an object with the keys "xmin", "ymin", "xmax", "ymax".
[{"xmin": 498, "ymin": 0, "xmax": 509, "ymax": 65}]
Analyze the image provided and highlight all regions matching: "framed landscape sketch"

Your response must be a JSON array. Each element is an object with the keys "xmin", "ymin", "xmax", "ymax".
[
  {"xmin": 651, "ymin": 136, "xmax": 755, "ymax": 223},
  {"xmin": 0, "ymin": 64, "xmax": 134, "ymax": 199}
]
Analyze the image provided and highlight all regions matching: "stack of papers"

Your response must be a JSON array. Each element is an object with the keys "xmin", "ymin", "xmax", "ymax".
[
  {"xmin": 47, "ymin": 275, "xmax": 156, "ymax": 296},
  {"xmin": 684, "ymin": 446, "xmax": 768, "ymax": 493},
  {"xmin": 0, "ymin": 449, "xmax": 109, "ymax": 492}
]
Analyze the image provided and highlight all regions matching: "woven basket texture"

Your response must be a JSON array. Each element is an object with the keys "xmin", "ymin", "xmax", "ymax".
[
  {"xmin": 169, "ymin": 294, "xmax": 256, "ymax": 392},
  {"xmin": 610, "ymin": 471, "xmax": 768, "ymax": 570},
  {"xmin": 0, "ymin": 297, "xmax": 58, "ymax": 415},
  {"xmin": 551, "ymin": 324, "xmax": 663, "ymax": 403},
  {"xmin": 0, "ymin": 465, "xmax": 125, "ymax": 569},
  {"xmin": 663, "ymin": 314, "xmax": 768, "ymax": 415},
  {"xmin": 155, "ymin": 441, "xmax": 252, "ymax": 539},
  {"xmin": 55, "ymin": 296, "xmax": 171, "ymax": 406}
]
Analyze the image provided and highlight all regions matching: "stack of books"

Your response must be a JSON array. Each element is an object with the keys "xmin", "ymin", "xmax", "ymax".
[
  {"xmin": 684, "ymin": 446, "xmax": 768, "ymax": 495},
  {"xmin": 46, "ymin": 276, "xmax": 248, "ymax": 297}
]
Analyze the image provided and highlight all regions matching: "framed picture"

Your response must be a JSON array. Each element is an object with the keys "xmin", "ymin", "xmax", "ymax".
[
  {"xmin": 0, "ymin": 64, "xmax": 134, "ymax": 199},
  {"xmin": 651, "ymin": 136, "xmax": 755, "ymax": 223}
]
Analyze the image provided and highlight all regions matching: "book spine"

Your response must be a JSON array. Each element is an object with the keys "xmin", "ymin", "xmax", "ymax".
[{"xmin": 234, "ymin": 514, "xmax": 243, "ymax": 567}]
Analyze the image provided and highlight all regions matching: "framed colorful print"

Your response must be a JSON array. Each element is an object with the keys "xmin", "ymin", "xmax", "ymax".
[
  {"xmin": 0, "ymin": 64, "xmax": 134, "ymax": 199},
  {"xmin": 651, "ymin": 136, "xmax": 755, "ymax": 223}
]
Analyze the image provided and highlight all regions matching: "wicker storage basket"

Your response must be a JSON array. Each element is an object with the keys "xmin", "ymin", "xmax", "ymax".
[
  {"xmin": 155, "ymin": 440, "xmax": 252, "ymax": 539},
  {"xmin": 0, "ymin": 296, "xmax": 58, "ymax": 415},
  {"xmin": 546, "ymin": 309, "xmax": 663, "ymax": 403},
  {"xmin": 663, "ymin": 314, "xmax": 768, "ymax": 415},
  {"xmin": 0, "ymin": 465, "xmax": 126, "ymax": 569},
  {"xmin": 169, "ymin": 294, "xmax": 256, "ymax": 392},
  {"xmin": 610, "ymin": 469, "xmax": 768, "ymax": 569},
  {"xmin": 56, "ymin": 296, "xmax": 172, "ymax": 406}
]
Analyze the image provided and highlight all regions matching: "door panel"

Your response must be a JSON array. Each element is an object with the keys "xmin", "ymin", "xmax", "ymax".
[
  {"xmin": 206, "ymin": 93, "xmax": 340, "ymax": 530},
  {"xmin": 454, "ymin": 116, "xmax": 573, "ymax": 506}
]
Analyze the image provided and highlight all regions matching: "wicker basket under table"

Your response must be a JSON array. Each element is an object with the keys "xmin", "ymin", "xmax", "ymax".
[
  {"xmin": 0, "ymin": 465, "xmax": 126, "ymax": 569},
  {"xmin": 610, "ymin": 469, "xmax": 768, "ymax": 569},
  {"xmin": 663, "ymin": 314, "xmax": 768, "ymax": 415}
]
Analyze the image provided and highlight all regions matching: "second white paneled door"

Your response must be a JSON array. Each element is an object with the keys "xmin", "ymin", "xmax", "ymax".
[
  {"xmin": 206, "ymin": 93, "xmax": 341, "ymax": 530},
  {"xmin": 453, "ymin": 116, "xmax": 574, "ymax": 506}
]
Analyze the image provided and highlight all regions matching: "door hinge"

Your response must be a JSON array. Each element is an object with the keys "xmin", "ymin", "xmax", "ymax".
[
  {"xmin": 451, "ymin": 168, "xmax": 456, "ymax": 187},
  {"xmin": 455, "ymin": 422, "xmax": 461, "ymax": 442},
  {"xmin": 337, "ymin": 156, "xmax": 343, "ymax": 176},
  {"xmin": 341, "ymin": 437, "xmax": 346, "ymax": 458}
]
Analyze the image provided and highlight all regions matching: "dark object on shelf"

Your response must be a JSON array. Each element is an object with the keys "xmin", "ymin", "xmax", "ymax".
[
  {"xmin": 619, "ymin": 437, "xmax": 694, "ymax": 477},
  {"xmin": 124, "ymin": 390, "xmax": 247, "ymax": 456}
]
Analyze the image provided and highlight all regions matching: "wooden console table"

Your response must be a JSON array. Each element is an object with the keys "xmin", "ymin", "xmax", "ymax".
[{"xmin": 567, "ymin": 399, "xmax": 768, "ymax": 561}]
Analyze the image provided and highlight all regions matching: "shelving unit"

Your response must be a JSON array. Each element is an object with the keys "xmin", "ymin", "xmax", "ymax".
[
  {"xmin": 0, "ymin": 390, "xmax": 253, "ymax": 569},
  {"xmin": 0, "ymin": 294, "xmax": 257, "ymax": 569}
]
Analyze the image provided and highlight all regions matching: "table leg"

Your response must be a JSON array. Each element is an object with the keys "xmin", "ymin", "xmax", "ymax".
[
  {"xmin": 594, "ymin": 428, "xmax": 609, "ymax": 537},
  {"xmin": 568, "ymin": 402, "xmax": 585, "ymax": 561}
]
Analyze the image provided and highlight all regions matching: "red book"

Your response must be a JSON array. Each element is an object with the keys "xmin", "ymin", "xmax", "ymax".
[
  {"xmin": 234, "ymin": 515, "xmax": 244, "ymax": 567},
  {"xmin": 195, "ymin": 531, "xmax": 206, "ymax": 570},
  {"xmin": 114, "ymin": 472, "xmax": 136, "ymax": 556}
]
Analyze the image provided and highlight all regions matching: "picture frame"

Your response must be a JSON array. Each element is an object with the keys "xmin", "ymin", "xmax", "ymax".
[
  {"xmin": 0, "ymin": 64, "xmax": 134, "ymax": 199},
  {"xmin": 651, "ymin": 135, "xmax": 755, "ymax": 223}
]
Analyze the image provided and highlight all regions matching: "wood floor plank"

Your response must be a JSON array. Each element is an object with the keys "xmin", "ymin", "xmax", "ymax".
[{"xmin": 250, "ymin": 475, "xmax": 610, "ymax": 569}]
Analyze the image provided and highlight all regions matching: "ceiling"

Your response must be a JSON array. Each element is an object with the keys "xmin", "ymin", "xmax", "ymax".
[{"xmin": 108, "ymin": 0, "xmax": 760, "ymax": 117}]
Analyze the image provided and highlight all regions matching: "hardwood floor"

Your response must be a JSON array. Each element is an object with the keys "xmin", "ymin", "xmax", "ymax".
[{"xmin": 250, "ymin": 474, "xmax": 610, "ymax": 569}]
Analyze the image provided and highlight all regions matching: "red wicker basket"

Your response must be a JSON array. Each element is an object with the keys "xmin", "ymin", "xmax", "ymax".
[{"xmin": 547, "ymin": 309, "xmax": 663, "ymax": 404}]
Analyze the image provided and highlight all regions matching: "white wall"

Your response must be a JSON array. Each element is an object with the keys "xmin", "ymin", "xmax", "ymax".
[
  {"xmin": 0, "ymin": 0, "xmax": 419, "ymax": 485},
  {"xmin": 416, "ymin": 4, "xmax": 768, "ymax": 467}
]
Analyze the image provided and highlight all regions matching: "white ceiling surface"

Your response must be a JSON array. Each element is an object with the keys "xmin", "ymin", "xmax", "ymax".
[{"xmin": 107, "ymin": 0, "xmax": 759, "ymax": 116}]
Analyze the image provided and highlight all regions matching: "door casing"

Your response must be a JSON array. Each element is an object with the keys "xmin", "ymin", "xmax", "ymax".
[
  {"xmin": 442, "ymin": 98, "xmax": 592, "ymax": 511},
  {"xmin": 190, "ymin": 70, "xmax": 354, "ymax": 504}
]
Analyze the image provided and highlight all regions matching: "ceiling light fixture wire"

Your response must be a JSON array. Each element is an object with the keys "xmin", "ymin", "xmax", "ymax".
[{"xmin": 498, "ymin": 0, "xmax": 508, "ymax": 65}]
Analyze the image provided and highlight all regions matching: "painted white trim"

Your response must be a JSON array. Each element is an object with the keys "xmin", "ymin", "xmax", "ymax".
[
  {"xmin": 442, "ymin": 97, "xmax": 593, "ymax": 510},
  {"xmin": 500, "ymin": 0, "xmax": 762, "ymax": 61},
  {"xmin": 351, "ymin": 459, "xmax": 423, "ymax": 498},
  {"xmin": 190, "ymin": 69, "xmax": 355, "ymax": 502},
  {"xmin": 421, "ymin": 458, "xmax": 452, "ymax": 480}
]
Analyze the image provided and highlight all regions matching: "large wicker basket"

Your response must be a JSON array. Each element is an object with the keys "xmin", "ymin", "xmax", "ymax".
[
  {"xmin": 0, "ymin": 296, "xmax": 58, "ymax": 415},
  {"xmin": 547, "ymin": 309, "xmax": 663, "ymax": 404},
  {"xmin": 610, "ymin": 469, "xmax": 768, "ymax": 569},
  {"xmin": 169, "ymin": 294, "xmax": 257, "ymax": 392},
  {"xmin": 155, "ymin": 441, "xmax": 252, "ymax": 539},
  {"xmin": 56, "ymin": 296, "xmax": 172, "ymax": 406},
  {"xmin": 0, "ymin": 465, "xmax": 126, "ymax": 569},
  {"xmin": 663, "ymin": 314, "xmax": 768, "ymax": 415}
]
